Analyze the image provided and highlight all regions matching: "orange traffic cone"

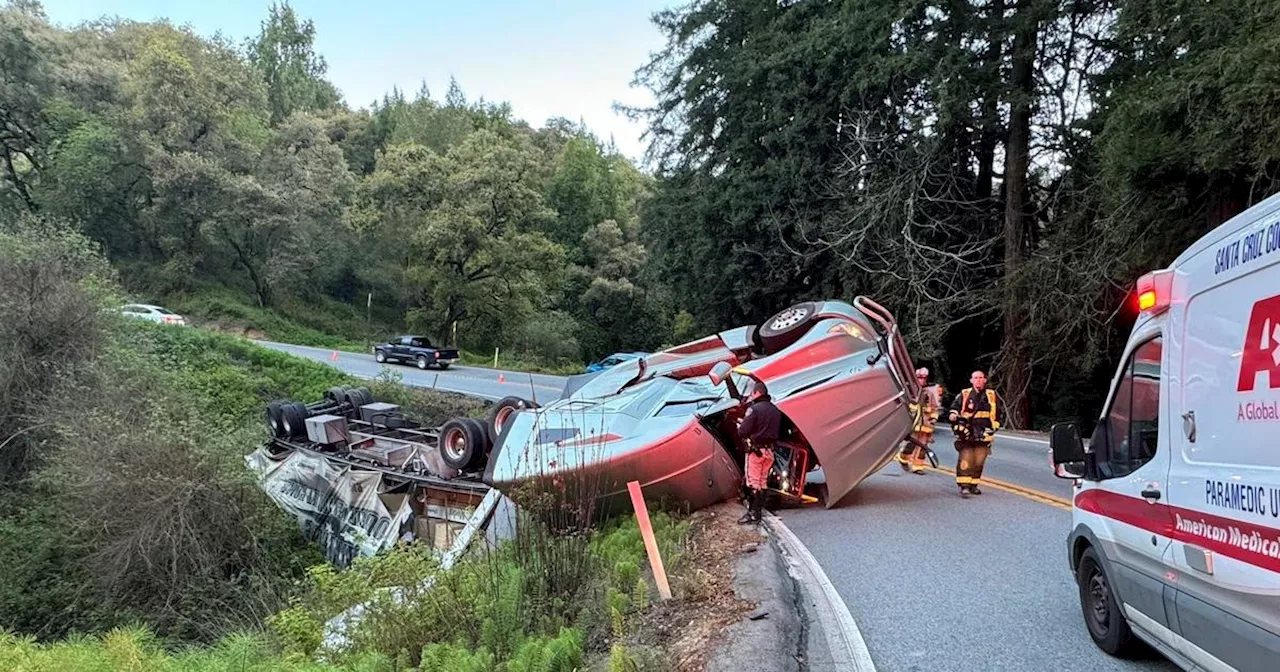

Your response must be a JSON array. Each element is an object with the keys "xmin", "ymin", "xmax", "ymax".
[
  {"xmin": 498, "ymin": 373, "xmax": 506, "ymax": 384},
  {"xmin": 330, "ymin": 350, "xmax": 338, "ymax": 362}
]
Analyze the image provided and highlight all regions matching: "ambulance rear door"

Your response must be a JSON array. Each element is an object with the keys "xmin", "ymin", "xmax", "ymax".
[{"xmin": 1163, "ymin": 217, "xmax": 1280, "ymax": 671}]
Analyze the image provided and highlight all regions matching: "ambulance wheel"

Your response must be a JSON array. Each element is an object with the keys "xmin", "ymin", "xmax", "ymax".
[
  {"xmin": 1077, "ymin": 547, "xmax": 1137, "ymax": 657},
  {"xmin": 757, "ymin": 301, "xmax": 819, "ymax": 355}
]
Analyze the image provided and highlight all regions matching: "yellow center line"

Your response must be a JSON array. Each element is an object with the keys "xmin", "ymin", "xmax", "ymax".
[{"xmin": 922, "ymin": 465, "xmax": 1072, "ymax": 511}]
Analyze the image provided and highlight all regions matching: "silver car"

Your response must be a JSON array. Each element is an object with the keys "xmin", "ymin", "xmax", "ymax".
[
  {"xmin": 119, "ymin": 303, "xmax": 188, "ymax": 326},
  {"xmin": 482, "ymin": 298, "xmax": 921, "ymax": 515}
]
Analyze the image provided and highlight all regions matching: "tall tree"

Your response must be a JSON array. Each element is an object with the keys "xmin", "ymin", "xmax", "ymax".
[
  {"xmin": 247, "ymin": 2, "xmax": 339, "ymax": 125},
  {"xmin": 996, "ymin": 0, "xmax": 1043, "ymax": 428}
]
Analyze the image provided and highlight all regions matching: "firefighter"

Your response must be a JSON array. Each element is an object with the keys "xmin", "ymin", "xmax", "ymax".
[
  {"xmin": 896, "ymin": 367, "xmax": 940, "ymax": 474},
  {"xmin": 736, "ymin": 377, "xmax": 781, "ymax": 524},
  {"xmin": 947, "ymin": 370, "xmax": 1002, "ymax": 497}
]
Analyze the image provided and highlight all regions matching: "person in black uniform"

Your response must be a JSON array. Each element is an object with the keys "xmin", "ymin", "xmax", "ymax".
[{"xmin": 736, "ymin": 379, "xmax": 781, "ymax": 524}]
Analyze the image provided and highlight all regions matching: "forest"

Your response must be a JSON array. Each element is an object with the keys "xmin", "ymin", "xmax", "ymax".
[{"xmin": 3, "ymin": 0, "xmax": 1277, "ymax": 423}]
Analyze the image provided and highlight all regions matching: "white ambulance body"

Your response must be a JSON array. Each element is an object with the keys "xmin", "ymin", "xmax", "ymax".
[{"xmin": 1050, "ymin": 191, "xmax": 1280, "ymax": 671}]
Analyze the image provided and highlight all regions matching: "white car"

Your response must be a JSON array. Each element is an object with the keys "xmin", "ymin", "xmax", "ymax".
[
  {"xmin": 119, "ymin": 303, "xmax": 187, "ymax": 326},
  {"xmin": 1050, "ymin": 190, "xmax": 1280, "ymax": 670}
]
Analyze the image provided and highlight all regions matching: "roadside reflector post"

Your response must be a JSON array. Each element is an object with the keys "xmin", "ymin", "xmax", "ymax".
[
  {"xmin": 493, "ymin": 346, "xmax": 499, "ymax": 368},
  {"xmin": 627, "ymin": 480, "xmax": 672, "ymax": 600}
]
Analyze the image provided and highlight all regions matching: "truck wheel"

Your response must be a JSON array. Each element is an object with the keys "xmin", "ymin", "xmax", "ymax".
[
  {"xmin": 1077, "ymin": 547, "xmax": 1137, "ymax": 657},
  {"xmin": 439, "ymin": 417, "xmax": 487, "ymax": 471},
  {"xmin": 485, "ymin": 396, "xmax": 533, "ymax": 445},
  {"xmin": 324, "ymin": 386, "xmax": 348, "ymax": 405},
  {"xmin": 757, "ymin": 301, "xmax": 819, "ymax": 354},
  {"xmin": 353, "ymin": 387, "xmax": 374, "ymax": 407},
  {"xmin": 266, "ymin": 401, "xmax": 286, "ymax": 437},
  {"xmin": 375, "ymin": 350, "xmax": 387, "ymax": 363},
  {"xmin": 281, "ymin": 401, "xmax": 309, "ymax": 439},
  {"xmin": 463, "ymin": 418, "xmax": 491, "ymax": 470},
  {"xmin": 417, "ymin": 355, "xmax": 429, "ymax": 370}
]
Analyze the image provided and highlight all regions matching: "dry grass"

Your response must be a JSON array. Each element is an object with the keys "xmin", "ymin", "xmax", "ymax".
[{"xmin": 629, "ymin": 501, "xmax": 763, "ymax": 672}]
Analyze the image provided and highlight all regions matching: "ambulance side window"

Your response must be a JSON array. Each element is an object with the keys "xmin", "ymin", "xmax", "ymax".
[{"xmin": 1097, "ymin": 336, "xmax": 1163, "ymax": 480}]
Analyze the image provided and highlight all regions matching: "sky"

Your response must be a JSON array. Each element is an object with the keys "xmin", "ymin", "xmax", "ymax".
[{"xmin": 43, "ymin": 0, "xmax": 675, "ymax": 162}]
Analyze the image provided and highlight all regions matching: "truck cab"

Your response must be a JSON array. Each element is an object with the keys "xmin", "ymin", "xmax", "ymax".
[{"xmin": 1050, "ymin": 195, "xmax": 1280, "ymax": 670}]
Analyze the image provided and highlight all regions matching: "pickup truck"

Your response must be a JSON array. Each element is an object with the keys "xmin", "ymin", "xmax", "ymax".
[{"xmin": 372, "ymin": 335, "xmax": 459, "ymax": 370}]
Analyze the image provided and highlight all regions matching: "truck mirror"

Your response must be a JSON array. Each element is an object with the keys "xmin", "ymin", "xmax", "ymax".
[
  {"xmin": 1049, "ymin": 422, "xmax": 1085, "ymax": 464},
  {"xmin": 708, "ymin": 361, "xmax": 732, "ymax": 386}
]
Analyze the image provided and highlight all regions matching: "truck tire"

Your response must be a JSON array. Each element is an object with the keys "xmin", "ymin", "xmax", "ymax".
[
  {"xmin": 375, "ymin": 349, "xmax": 387, "ymax": 363},
  {"xmin": 757, "ymin": 301, "xmax": 819, "ymax": 354},
  {"xmin": 417, "ymin": 355, "xmax": 429, "ymax": 370},
  {"xmin": 353, "ymin": 387, "xmax": 374, "ymax": 407},
  {"xmin": 439, "ymin": 417, "xmax": 487, "ymax": 471},
  {"xmin": 1077, "ymin": 546, "xmax": 1137, "ymax": 657},
  {"xmin": 324, "ymin": 386, "xmax": 348, "ymax": 405},
  {"xmin": 266, "ymin": 401, "xmax": 286, "ymax": 437},
  {"xmin": 281, "ymin": 401, "xmax": 309, "ymax": 439},
  {"xmin": 342, "ymin": 387, "xmax": 373, "ymax": 414},
  {"xmin": 485, "ymin": 396, "xmax": 533, "ymax": 446},
  {"xmin": 463, "ymin": 418, "xmax": 491, "ymax": 470}
]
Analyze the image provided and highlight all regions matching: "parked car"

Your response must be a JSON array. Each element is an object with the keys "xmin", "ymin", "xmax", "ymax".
[
  {"xmin": 119, "ymin": 303, "xmax": 187, "ymax": 326},
  {"xmin": 585, "ymin": 352, "xmax": 648, "ymax": 373},
  {"xmin": 373, "ymin": 335, "xmax": 460, "ymax": 370},
  {"xmin": 478, "ymin": 298, "xmax": 921, "ymax": 517},
  {"xmin": 1049, "ymin": 189, "xmax": 1280, "ymax": 670}
]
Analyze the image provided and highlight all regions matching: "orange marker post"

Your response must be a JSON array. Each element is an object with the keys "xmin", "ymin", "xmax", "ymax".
[{"xmin": 626, "ymin": 480, "xmax": 672, "ymax": 600}]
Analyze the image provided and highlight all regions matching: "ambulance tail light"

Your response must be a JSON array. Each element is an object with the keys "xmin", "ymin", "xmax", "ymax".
[{"xmin": 1135, "ymin": 269, "xmax": 1174, "ymax": 315}]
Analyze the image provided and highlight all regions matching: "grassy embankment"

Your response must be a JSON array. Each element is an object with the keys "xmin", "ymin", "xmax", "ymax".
[{"xmin": 2, "ymin": 321, "xmax": 692, "ymax": 671}]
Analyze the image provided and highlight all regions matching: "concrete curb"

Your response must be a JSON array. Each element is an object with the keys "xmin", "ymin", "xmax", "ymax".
[{"xmin": 764, "ymin": 513, "xmax": 876, "ymax": 672}]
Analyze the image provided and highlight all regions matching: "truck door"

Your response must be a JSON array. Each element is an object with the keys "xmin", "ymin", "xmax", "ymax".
[
  {"xmin": 395, "ymin": 336, "xmax": 413, "ymax": 358},
  {"xmin": 1076, "ymin": 334, "xmax": 1176, "ymax": 630}
]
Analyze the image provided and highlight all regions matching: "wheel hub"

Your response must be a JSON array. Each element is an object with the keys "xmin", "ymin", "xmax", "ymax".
[
  {"xmin": 495, "ymin": 407, "xmax": 514, "ymax": 433},
  {"xmin": 771, "ymin": 307, "xmax": 808, "ymax": 330},
  {"xmin": 444, "ymin": 429, "xmax": 466, "ymax": 461},
  {"xmin": 1088, "ymin": 573, "xmax": 1110, "ymax": 627}
]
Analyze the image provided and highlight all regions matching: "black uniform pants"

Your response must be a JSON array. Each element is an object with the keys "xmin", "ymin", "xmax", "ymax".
[{"xmin": 954, "ymin": 440, "xmax": 990, "ymax": 487}]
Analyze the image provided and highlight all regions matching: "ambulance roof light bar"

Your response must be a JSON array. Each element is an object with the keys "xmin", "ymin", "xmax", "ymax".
[{"xmin": 1136, "ymin": 269, "xmax": 1174, "ymax": 315}]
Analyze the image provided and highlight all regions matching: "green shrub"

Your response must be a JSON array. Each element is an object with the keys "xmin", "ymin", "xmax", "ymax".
[
  {"xmin": 367, "ymin": 369, "xmax": 489, "ymax": 425},
  {"xmin": 505, "ymin": 627, "xmax": 583, "ymax": 672},
  {"xmin": 418, "ymin": 642, "xmax": 496, "ymax": 672},
  {"xmin": 0, "ymin": 626, "xmax": 394, "ymax": 671}
]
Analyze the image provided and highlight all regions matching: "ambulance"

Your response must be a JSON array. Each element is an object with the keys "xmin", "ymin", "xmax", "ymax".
[{"xmin": 1050, "ymin": 192, "xmax": 1280, "ymax": 671}]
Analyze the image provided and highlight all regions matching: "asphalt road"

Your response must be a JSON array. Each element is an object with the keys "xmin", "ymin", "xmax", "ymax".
[
  {"xmin": 259, "ymin": 340, "xmax": 1175, "ymax": 671},
  {"xmin": 254, "ymin": 341, "xmax": 567, "ymax": 404}
]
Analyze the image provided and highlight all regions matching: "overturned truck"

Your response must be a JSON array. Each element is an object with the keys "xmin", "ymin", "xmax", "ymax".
[
  {"xmin": 483, "ymin": 297, "xmax": 922, "ymax": 515},
  {"xmin": 249, "ymin": 298, "xmax": 921, "ymax": 563}
]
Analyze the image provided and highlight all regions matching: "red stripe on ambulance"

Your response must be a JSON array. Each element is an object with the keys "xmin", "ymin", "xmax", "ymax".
[{"xmin": 1076, "ymin": 489, "xmax": 1280, "ymax": 574}]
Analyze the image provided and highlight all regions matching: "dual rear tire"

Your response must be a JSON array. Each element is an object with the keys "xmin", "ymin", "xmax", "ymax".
[{"xmin": 437, "ymin": 396, "xmax": 537, "ymax": 472}]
